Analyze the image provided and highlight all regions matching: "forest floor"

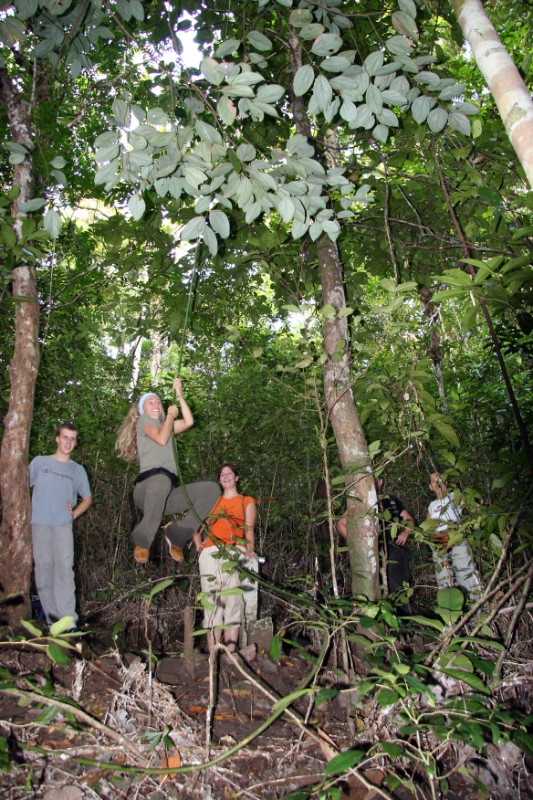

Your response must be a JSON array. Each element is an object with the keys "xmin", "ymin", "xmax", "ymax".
[{"xmin": 0, "ymin": 625, "xmax": 532, "ymax": 800}]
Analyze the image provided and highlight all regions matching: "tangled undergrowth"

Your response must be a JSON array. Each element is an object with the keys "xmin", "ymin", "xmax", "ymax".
[{"xmin": 1, "ymin": 565, "xmax": 533, "ymax": 800}]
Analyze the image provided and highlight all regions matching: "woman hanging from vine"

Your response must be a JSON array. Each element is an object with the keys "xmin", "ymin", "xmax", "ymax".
[{"xmin": 115, "ymin": 377, "xmax": 220, "ymax": 565}]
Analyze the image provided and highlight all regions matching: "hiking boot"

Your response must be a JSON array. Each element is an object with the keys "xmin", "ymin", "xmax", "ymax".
[
  {"xmin": 134, "ymin": 545, "xmax": 150, "ymax": 564},
  {"xmin": 165, "ymin": 536, "xmax": 184, "ymax": 563}
]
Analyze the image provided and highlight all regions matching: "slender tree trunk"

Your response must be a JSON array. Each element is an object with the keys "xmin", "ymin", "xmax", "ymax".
[
  {"xmin": 449, "ymin": 0, "xmax": 533, "ymax": 189},
  {"xmin": 419, "ymin": 287, "xmax": 447, "ymax": 409},
  {"xmin": 288, "ymin": 32, "xmax": 379, "ymax": 599},
  {"xmin": 0, "ymin": 69, "xmax": 38, "ymax": 624}
]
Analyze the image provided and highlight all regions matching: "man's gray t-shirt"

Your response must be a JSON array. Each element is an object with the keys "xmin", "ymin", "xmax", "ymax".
[
  {"xmin": 29, "ymin": 456, "xmax": 91, "ymax": 526},
  {"xmin": 136, "ymin": 414, "xmax": 177, "ymax": 474}
]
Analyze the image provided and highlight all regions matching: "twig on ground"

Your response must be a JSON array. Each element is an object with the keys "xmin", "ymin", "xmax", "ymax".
[
  {"xmin": 0, "ymin": 687, "xmax": 143, "ymax": 758},
  {"xmin": 494, "ymin": 561, "xmax": 533, "ymax": 679}
]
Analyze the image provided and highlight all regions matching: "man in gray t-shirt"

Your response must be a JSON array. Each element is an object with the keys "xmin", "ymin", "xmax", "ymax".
[{"xmin": 29, "ymin": 423, "xmax": 92, "ymax": 629}]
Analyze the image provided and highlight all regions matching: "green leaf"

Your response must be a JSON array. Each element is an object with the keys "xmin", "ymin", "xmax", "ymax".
[
  {"xmin": 46, "ymin": 644, "xmax": 70, "ymax": 665},
  {"xmin": 270, "ymin": 633, "xmax": 281, "ymax": 662},
  {"xmin": 271, "ymin": 688, "xmax": 311, "ymax": 713},
  {"xmin": 203, "ymin": 225, "xmax": 218, "ymax": 256},
  {"xmin": 236, "ymin": 143, "xmax": 256, "ymax": 161},
  {"xmin": 209, "ymin": 209, "xmax": 230, "ymax": 238},
  {"xmin": 432, "ymin": 420, "xmax": 460, "ymax": 448},
  {"xmin": 324, "ymin": 749, "xmax": 364, "ymax": 776},
  {"xmin": 405, "ymin": 674, "xmax": 431, "ymax": 695},
  {"xmin": 320, "ymin": 303, "xmax": 336, "ymax": 319},
  {"xmin": 398, "ymin": 0, "xmax": 417, "ymax": 16},
  {"xmin": 315, "ymin": 688, "xmax": 339, "ymax": 707},
  {"xmin": 340, "ymin": 100, "xmax": 358, "ymax": 124},
  {"xmin": 439, "ymin": 82, "xmax": 467, "ymax": 101},
  {"xmin": 3, "ymin": 142, "xmax": 26, "ymax": 155},
  {"xmin": 43, "ymin": 208, "xmax": 63, "ymax": 239},
  {"xmin": 50, "ymin": 156, "xmax": 66, "ymax": 169},
  {"xmin": 129, "ymin": 0, "xmax": 144, "ymax": 20},
  {"xmin": 448, "ymin": 111, "xmax": 471, "ymax": 136},
  {"xmin": 512, "ymin": 729, "xmax": 533, "ymax": 758},
  {"xmin": 439, "ymin": 668, "xmax": 489, "ymax": 694},
  {"xmin": 148, "ymin": 578, "xmax": 174, "ymax": 601},
  {"xmin": 436, "ymin": 588, "xmax": 464, "ymax": 611},
  {"xmin": 405, "ymin": 615, "xmax": 444, "ymax": 632},
  {"xmin": 181, "ymin": 216, "xmax": 205, "ymax": 241},
  {"xmin": 377, "ymin": 688, "xmax": 399, "ymax": 706},
  {"xmin": 50, "ymin": 169, "xmax": 66, "ymax": 187},
  {"xmin": 392, "ymin": 10, "xmax": 418, "ymax": 40},
  {"xmin": 49, "ymin": 616, "xmax": 74, "ymax": 636},
  {"xmin": 247, "ymin": 31, "xmax": 272, "ymax": 51},
  {"xmin": 372, "ymin": 124, "xmax": 389, "ymax": 144},
  {"xmin": 366, "ymin": 84, "xmax": 383, "ymax": 115},
  {"xmin": 199, "ymin": 596, "xmax": 215, "ymax": 613},
  {"xmin": 386, "ymin": 35, "xmax": 413, "ymax": 56},
  {"xmin": 346, "ymin": 634, "xmax": 376, "ymax": 649},
  {"xmin": 411, "ymin": 95, "xmax": 430, "ymax": 124},
  {"xmin": 292, "ymin": 219, "xmax": 309, "ymax": 239},
  {"xmin": 94, "ymin": 159, "xmax": 119, "ymax": 186},
  {"xmin": 321, "ymin": 57, "xmax": 351, "ymax": 73},
  {"xmin": 279, "ymin": 196, "xmax": 295, "ymax": 223},
  {"xmin": 36, "ymin": 704, "xmax": 60, "ymax": 725},
  {"xmin": 382, "ymin": 742, "xmax": 402, "ymax": 758},
  {"xmin": 311, "ymin": 33, "xmax": 342, "ymax": 57},
  {"xmin": 14, "ymin": 0, "xmax": 38, "ymax": 21},
  {"xmin": 201, "ymin": 57, "xmax": 225, "ymax": 86},
  {"xmin": 450, "ymin": 636, "xmax": 503, "ymax": 650},
  {"xmin": 215, "ymin": 39, "xmax": 241, "ymax": 58},
  {"xmin": 128, "ymin": 194, "xmax": 145, "ymax": 221},
  {"xmin": 289, "ymin": 8, "xmax": 312, "ymax": 26},
  {"xmin": 19, "ymin": 198, "xmax": 46, "ymax": 213},
  {"xmin": 34, "ymin": 38, "xmax": 56, "ymax": 59},
  {"xmin": 218, "ymin": 95, "xmax": 236, "ymax": 126},
  {"xmin": 362, "ymin": 51, "xmax": 383, "ymax": 78},
  {"xmin": 112, "ymin": 98, "xmax": 129, "ymax": 126},
  {"xmin": 477, "ymin": 186, "xmax": 502, "ymax": 206},
  {"xmin": 427, "ymin": 107, "xmax": 448, "ymax": 133},
  {"xmin": 257, "ymin": 84, "xmax": 284, "ymax": 103},
  {"xmin": 312, "ymin": 75, "xmax": 332, "ymax": 112},
  {"xmin": 20, "ymin": 619, "xmax": 42, "ymax": 637}
]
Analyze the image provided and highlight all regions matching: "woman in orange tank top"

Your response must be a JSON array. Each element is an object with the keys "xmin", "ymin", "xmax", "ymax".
[{"xmin": 193, "ymin": 463, "xmax": 256, "ymax": 654}]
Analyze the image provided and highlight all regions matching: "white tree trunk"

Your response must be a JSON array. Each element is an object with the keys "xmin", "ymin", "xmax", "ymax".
[{"xmin": 450, "ymin": 0, "xmax": 533, "ymax": 188}]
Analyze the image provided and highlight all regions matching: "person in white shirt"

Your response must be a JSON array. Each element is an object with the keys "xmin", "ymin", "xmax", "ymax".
[{"xmin": 426, "ymin": 472, "xmax": 481, "ymax": 603}]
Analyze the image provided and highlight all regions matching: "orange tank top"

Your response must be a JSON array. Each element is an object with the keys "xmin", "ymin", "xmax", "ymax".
[{"xmin": 205, "ymin": 494, "xmax": 254, "ymax": 547}]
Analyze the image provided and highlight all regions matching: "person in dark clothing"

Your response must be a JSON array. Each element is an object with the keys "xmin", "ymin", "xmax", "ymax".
[{"xmin": 336, "ymin": 477, "xmax": 414, "ymax": 612}]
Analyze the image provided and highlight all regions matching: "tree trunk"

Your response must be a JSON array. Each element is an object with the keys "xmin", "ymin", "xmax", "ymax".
[
  {"xmin": 288, "ymin": 33, "xmax": 380, "ymax": 600},
  {"xmin": 0, "ymin": 68, "xmax": 38, "ymax": 624},
  {"xmin": 419, "ymin": 287, "xmax": 447, "ymax": 410},
  {"xmin": 449, "ymin": 0, "xmax": 533, "ymax": 189},
  {"xmin": 318, "ymin": 239, "xmax": 380, "ymax": 599}
]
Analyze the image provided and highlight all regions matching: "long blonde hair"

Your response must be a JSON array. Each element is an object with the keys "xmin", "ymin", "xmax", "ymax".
[{"xmin": 115, "ymin": 403, "xmax": 140, "ymax": 462}]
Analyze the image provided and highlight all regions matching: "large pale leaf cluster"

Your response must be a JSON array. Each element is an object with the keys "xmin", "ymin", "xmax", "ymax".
[
  {"xmin": 94, "ymin": 96, "xmax": 369, "ymax": 253},
  {"xmin": 92, "ymin": 0, "xmax": 480, "ymax": 256}
]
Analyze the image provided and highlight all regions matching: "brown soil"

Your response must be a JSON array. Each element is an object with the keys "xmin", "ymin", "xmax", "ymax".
[{"xmin": 0, "ymin": 634, "xmax": 531, "ymax": 800}]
